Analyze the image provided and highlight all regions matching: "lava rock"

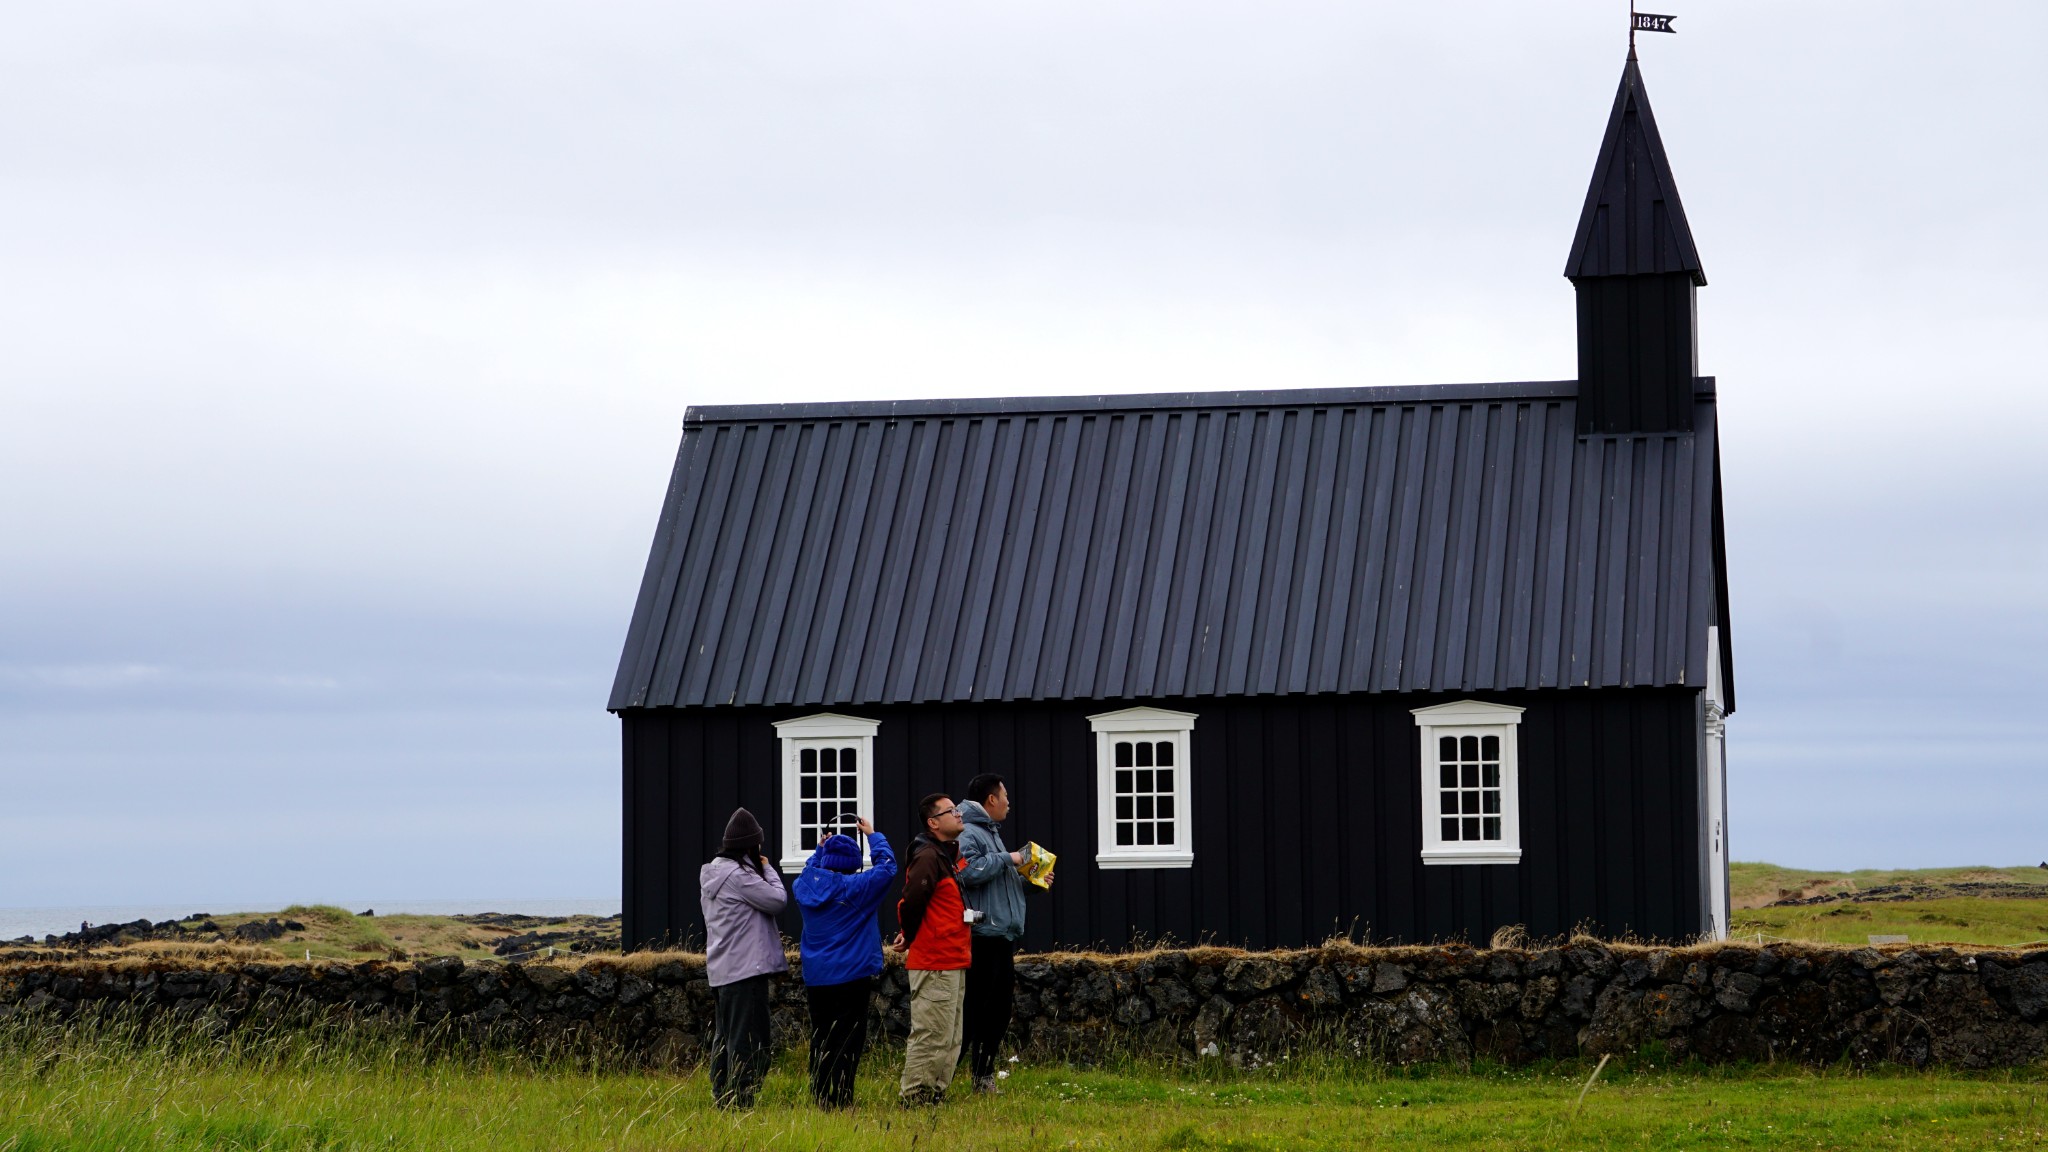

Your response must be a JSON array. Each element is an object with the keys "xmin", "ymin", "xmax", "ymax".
[
  {"xmin": 1147, "ymin": 975, "xmax": 1197, "ymax": 1016},
  {"xmin": 1297, "ymin": 965, "xmax": 1344, "ymax": 1011},
  {"xmin": 1371, "ymin": 963, "xmax": 1410, "ymax": 994},
  {"xmin": 1558, "ymin": 974, "xmax": 1600, "ymax": 1019},
  {"xmin": 1222, "ymin": 957, "xmax": 1292, "ymax": 996},
  {"xmin": 418, "ymin": 956, "xmax": 464, "ymax": 986},
  {"xmin": 1714, "ymin": 970, "xmax": 1763, "ymax": 1012},
  {"xmin": 1519, "ymin": 975, "xmax": 1561, "ymax": 1020}
]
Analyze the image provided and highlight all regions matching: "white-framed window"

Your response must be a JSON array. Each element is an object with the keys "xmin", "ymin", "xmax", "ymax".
[
  {"xmin": 773, "ymin": 713, "xmax": 878, "ymax": 874},
  {"xmin": 1088, "ymin": 706, "xmax": 1196, "ymax": 869},
  {"xmin": 1412, "ymin": 700, "xmax": 1524, "ymax": 865}
]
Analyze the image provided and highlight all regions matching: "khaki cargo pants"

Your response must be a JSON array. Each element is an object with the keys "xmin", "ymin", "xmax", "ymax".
[{"xmin": 899, "ymin": 968, "xmax": 966, "ymax": 1102}]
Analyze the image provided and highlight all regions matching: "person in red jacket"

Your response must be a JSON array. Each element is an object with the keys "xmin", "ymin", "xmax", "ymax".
[{"xmin": 892, "ymin": 792, "xmax": 973, "ymax": 1105}]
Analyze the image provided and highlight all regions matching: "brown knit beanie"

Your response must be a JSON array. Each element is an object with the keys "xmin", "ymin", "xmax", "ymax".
[{"xmin": 720, "ymin": 807, "xmax": 764, "ymax": 856}]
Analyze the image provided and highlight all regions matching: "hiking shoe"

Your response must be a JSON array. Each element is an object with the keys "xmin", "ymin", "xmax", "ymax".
[{"xmin": 972, "ymin": 1075, "xmax": 1002, "ymax": 1096}]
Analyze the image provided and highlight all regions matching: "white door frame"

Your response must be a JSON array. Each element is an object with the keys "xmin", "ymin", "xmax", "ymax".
[{"xmin": 1704, "ymin": 626, "xmax": 1730, "ymax": 940}]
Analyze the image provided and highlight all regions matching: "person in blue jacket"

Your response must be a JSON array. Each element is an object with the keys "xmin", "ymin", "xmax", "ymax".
[{"xmin": 794, "ymin": 815, "xmax": 897, "ymax": 1108}]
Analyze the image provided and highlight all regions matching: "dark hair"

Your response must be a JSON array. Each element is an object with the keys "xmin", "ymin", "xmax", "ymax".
[
  {"xmin": 918, "ymin": 792, "xmax": 955, "ymax": 826},
  {"xmin": 719, "ymin": 842, "xmax": 765, "ymax": 877},
  {"xmin": 964, "ymin": 773, "xmax": 1007, "ymax": 807}
]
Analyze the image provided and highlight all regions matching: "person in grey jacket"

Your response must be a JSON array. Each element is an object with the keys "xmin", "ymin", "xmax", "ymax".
[
  {"xmin": 956, "ymin": 773, "xmax": 1048, "ymax": 1093},
  {"xmin": 700, "ymin": 807, "xmax": 788, "ymax": 1108}
]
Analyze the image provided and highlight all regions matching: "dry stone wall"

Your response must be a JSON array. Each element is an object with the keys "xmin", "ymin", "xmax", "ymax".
[{"xmin": 5, "ymin": 942, "xmax": 2047, "ymax": 1069}]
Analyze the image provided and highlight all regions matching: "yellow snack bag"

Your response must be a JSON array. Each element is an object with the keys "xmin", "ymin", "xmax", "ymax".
[{"xmin": 1020, "ymin": 841, "xmax": 1057, "ymax": 889}]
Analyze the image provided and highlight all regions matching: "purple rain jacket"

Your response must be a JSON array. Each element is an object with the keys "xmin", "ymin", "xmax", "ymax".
[{"xmin": 699, "ymin": 856, "xmax": 790, "ymax": 987}]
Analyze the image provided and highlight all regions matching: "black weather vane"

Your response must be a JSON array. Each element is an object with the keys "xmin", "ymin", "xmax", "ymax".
[{"xmin": 1630, "ymin": 1, "xmax": 1677, "ymax": 54}]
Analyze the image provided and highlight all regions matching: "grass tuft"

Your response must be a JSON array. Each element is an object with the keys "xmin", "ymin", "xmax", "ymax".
[{"xmin": 0, "ymin": 1007, "xmax": 2042, "ymax": 1152}]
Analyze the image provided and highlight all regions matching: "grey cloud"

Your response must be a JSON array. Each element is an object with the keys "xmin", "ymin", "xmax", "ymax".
[{"xmin": 1, "ymin": 1, "xmax": 2043, "ymax": 904}]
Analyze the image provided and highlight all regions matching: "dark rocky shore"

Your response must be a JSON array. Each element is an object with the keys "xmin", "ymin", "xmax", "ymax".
[{"xmin": 9, "ymin": 912, "xmax": 622, "ymax": 958}]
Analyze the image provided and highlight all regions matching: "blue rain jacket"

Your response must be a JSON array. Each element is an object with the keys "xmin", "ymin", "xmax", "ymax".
[{"xmin": 794, "ymin": 831, "xmax": 899, "ymax": 988}]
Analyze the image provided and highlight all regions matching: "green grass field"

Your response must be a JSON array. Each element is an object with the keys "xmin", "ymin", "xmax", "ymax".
[
  {"xmin": 1732, "ymin": 895, "xmax": 2048, "ymax": 949},
  {"xmin": 1729, "ymin": 863, "xmax": 2048, "ymax": 910},
  {"xmin": 1726, "ymin": 862, "xmax": 2048, "ymax": 949},
  {"xmin": 4, "ymin": 1015, "xmax": 2046, "ymax": 1151}
]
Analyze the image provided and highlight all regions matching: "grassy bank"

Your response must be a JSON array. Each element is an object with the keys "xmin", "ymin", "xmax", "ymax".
[
  {"xmin": 1733, "ymin": 895, "xmax": 2048, "ymax": 949},
  {"xmin": 2, "ymin": 1014, "xmax": 2045, "ymax": 1151},
  {"xmin": 1730, "ymin": 863, "xmax": 2048, "ymax": 910},
  {"xmin": 1727, "ymin": 862, "xmax": 2048, "ymax": 949}
]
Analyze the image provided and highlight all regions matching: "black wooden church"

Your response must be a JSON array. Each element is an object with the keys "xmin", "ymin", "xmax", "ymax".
[{"xmin": 610, "ymin": 55, "xmax": 1735, "ymax": 952}]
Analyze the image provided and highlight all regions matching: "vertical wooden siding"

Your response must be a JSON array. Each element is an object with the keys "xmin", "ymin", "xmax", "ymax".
[{"xmin": 621, "ymin": 690, "xmax": 1704, "ymax": 952}]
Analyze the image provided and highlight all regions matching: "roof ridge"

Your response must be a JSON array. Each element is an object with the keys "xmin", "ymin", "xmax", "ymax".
[{"xmin": 682, "ymin": 380, "xmax": 1585, "ymax": 425}]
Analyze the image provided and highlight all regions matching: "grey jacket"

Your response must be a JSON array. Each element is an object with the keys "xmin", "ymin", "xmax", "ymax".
[
  {"xmin": 956, "ymin": 800, "xmax": 1028, "ymax": 941},
  {"xmin": 699, "ymin": 856, "xmax": 790, "ymax": 987}
]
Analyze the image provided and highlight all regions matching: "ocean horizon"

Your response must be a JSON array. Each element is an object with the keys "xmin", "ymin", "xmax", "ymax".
[{"xmin": 1, "ymin": 899, "xmax": 622, "ymax": 943}]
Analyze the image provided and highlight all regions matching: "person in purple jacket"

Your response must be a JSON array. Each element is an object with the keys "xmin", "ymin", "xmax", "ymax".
[
  {"xmin": 699, "ymin": 807, "xmax": 788, "ymax": 1109},
  {"xmin": 794, "ymin": 815, "xmax": 897, "ymax": 1108}
]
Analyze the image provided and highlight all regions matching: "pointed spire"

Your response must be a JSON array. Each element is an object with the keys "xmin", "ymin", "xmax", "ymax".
[{"xmin": 1564, "ymin": 56, "xmax": 1705, "ymax": 285}]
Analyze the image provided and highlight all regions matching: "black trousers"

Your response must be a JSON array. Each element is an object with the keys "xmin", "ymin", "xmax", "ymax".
[
  {"xmin": 710, "ymin": 973, "xmax": 774, "ymax": 1108},
  {"xmin": 805, "ymin": 976, "xmax": 873, "ymax": 1108},
  {"xmin": 963, "ymin": 934, "xmax": 1016, "ymax": 1079}
]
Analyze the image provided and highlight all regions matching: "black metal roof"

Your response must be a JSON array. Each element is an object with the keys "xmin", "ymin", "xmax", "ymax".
[
  {"xmin": 1564, "ymin": 56, "xmax": 1706, "ymax": 285},
  {"xmin": 610, "ymin": 381, "xmax": 1733, "ymax": 713}
]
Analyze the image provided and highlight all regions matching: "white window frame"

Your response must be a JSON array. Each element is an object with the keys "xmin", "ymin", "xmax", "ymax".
[
  {"xmin": 1089, "ymin": 706, "xmax": 1196, "ymax": 869},
  {"xmin": 773, "ymin": 713, "xmax": 878, "ymax": 875},
  {"xmin": 1412, "ymin": 700, "xmax": 1524, "ymax": 866}
]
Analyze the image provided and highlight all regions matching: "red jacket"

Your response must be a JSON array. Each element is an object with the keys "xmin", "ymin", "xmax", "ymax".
[{"xmin": 898, "ymin": 835, "xmax": 972, "ymax": 971}]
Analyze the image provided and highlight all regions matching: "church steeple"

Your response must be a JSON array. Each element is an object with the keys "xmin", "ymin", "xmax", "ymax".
[{"xmin": 1566, "ymin": 55, "xmax": 1704, "ymax": 434}]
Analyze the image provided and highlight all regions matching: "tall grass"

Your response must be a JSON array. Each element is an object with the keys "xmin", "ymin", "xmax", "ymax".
[
  {"xmin": 3, "ymin": 1006, "xmax": 2045, "ymax": 1151},
  {"xmin": 0, "ymin": 999, "xmax": 641, "ymax": 1081}
]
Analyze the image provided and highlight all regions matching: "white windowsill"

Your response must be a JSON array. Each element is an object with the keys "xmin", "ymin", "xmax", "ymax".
[
  {"xmin": 1096, "ymin": 852, "xmax": 1195, "ymax": 870},
  {"xmin": 1420, "ymin": 848, "xmax": 1522, "ymax": 866}
]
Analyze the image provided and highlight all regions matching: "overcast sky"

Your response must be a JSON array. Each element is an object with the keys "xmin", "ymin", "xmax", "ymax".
[{"xmin": 3, "ymin": 1, "xmax": 2044, "ymax": 911}]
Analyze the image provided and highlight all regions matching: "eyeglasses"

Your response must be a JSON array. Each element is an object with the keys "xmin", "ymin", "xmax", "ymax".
[{"xmin": 929, "ymin": 807, "xmax": 959, "ymax": 819}]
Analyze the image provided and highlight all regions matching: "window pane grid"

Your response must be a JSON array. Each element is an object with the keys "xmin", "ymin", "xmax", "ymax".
[
  {"xmin": 1111, "ymin": 739, "xmax": 1178, "ymax": 849},
  {"xmin": 1436, "ymin": 733, "xmax": 1503, "ymax": 843},
  {"xmin": 796, "ymin": 744, "xmax": 859, "ymax": 851}
]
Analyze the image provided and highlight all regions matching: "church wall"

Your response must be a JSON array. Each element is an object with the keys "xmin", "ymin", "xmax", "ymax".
[{"xmin": 620, "ymin": 688, "xmax": 1705, "ymax": 953}]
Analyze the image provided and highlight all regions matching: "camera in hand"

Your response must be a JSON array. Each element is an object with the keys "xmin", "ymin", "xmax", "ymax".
[{"xmin": 962, "ymin": 908, "xmax": 985, "ymax": 924}]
